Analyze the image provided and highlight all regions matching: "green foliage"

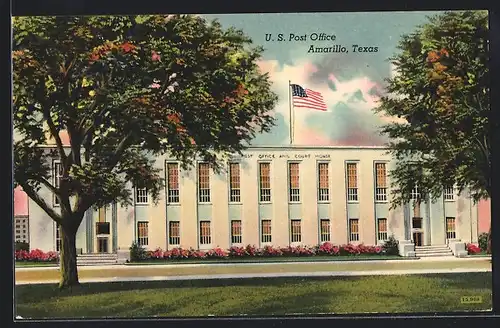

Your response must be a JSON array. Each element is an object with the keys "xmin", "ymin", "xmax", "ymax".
[
  {"xmin": 478, "ymin": 232, "xmax": 489, "ymax": 251},
  {"xmin": 13, "ymin": 15, "xmax": 278, "ymax": 286},
  {"xmin": 129, "ymin": 242, "xmax": 147, "ymax": 262},
  {"xmin": 374, "ymin": 11, "xmax": 490, "ymax": 208},
  {"xmin": 12, "ymin": 14, "xmax": 278, "ymax": 223},
  {"xmin": 15, "ymin": 241, "xmax": 30, "ymax": 251},
  {"xmin": 382, "ymin": 235, "xmax": 399, "ymax": 255}
]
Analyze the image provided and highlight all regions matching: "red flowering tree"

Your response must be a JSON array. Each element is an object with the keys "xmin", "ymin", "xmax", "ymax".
[
  {"xmin": 12, "ymin": 15, "xmax": 278, "ymax": 288},
  {"xmin": 375, "ymin": 11, "xmax": 491, "ymax": 252}
]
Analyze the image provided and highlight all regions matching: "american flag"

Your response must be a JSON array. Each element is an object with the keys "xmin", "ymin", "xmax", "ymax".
[{"xmin": 290, "ymin": 84, "xmax": 327, "ymax": 111}]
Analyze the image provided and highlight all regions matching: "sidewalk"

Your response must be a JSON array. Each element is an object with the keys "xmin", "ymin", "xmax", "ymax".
[
  {"xmin": 15, "ymin": 267, "xmax": 491, "ymax": 285},
  {"xmin": 15, "ymin": 255, "xmax": 491, "ymax": 272},
  {"xmin": 15, "ymin": 257, "xmax": 491, "ymax": 285}
]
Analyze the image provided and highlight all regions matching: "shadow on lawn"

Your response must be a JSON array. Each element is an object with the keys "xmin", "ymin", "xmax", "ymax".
[
  {"xmin": 419, "ymin": 272, "xmax": 492, "ymax": 291},
  {"xmin": 16, "ymin": 276, "xmax": 370, "ymax": 302},
  {"xmin": 15, "ymin": 273, "xmax": 493, "ymax": 306}
]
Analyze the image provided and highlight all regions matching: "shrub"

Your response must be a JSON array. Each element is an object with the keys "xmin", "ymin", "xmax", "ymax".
[
  {"xmin": 478, "ymin": 232, "xmax": 489, "ymax": 252},
  {"xmin": 245, "ymin": 244, "xmax": 258, "ymax": 257},
  {"xmin": 228, "ymin": 246, "xmax": 246, "ymax": 257},
  {"xmin": 189, "ymin": 249, "xmax": 207, "ymax": 259},
  {"xmin": 261, "ymin": 245, "xmax": 283, "ymax": 257},
  {"xmin": 129, "ymin": 242, "xmax": 147, "ymax": 262},
  {"xmin": 316, "ymin": 242, "xmax": 340, "ymax": 255},
  {"xmin": 466, "ymin": 243, "xmax": 481, "ymax": 254},
  {"xmin": 205, "ymin": 247, "xmax": 228, "ymax": 258},
  {"xmin": 15, "ymin": 241, "xmax": 29, "ymax": 251},
  {"xmin": 126, "ymin": 242, "xmax": 396, "ymax": 262},
  {"xmin": 165, "ymin": 247, "xmax": 190, "ymax": 259},
  {"xmin": 147, "ymin": 248, "xmax": 164, "ymax": 260},
  {"xmin": 382, "ymin": 235, "xmax": 399, "ymax": 255},
  {"xmin": 15, "ymin": 249, "xmax": 59, "ymax": 262}
]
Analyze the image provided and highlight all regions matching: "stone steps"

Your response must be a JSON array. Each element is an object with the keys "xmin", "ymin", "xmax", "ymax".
[
  {"xmin": 77, "ymin": 253, "xmax": 118, "ymax": 266},
  {"xmin": 415, "ymin": 245, "xmax": 454, "ymax": 258}
]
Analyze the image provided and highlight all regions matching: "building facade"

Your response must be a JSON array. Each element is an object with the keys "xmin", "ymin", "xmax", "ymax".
[
  {"xmin": 26, "ymin": 145, "xmax": 480, "ymax": 254},
  {"xmin": 14, "ymin": 187, "xmax": 29, "ymax": 244}
]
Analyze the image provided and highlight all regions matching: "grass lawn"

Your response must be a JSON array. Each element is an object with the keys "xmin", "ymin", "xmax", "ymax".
[
  {"xmin": 468, "ymin": 251, "xmax": 490, "ymax": 257},
  {"xmin": 16, "ymin": 262, "xmax": 58, "ymax": 267},
  {"xmin": 15, "ymin": 272, "xmax": 492, "ymax": 318},
  {"xmin": 128, "ymin": 254, "xmax": 404, "ymax": 265}
]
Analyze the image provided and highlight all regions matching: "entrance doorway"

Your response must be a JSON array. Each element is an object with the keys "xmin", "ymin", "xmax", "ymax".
[
  {"xmin": 412, "ymin": 217, "xmax": 424, "ymax": 246},
  {"xmin": 97, "ymin": 236, "xmax": 109, "ymax": 253},
  {"xmin": 413, "ymin": 232, "xmax": 424, "ymax": 246},
  {"xmin": 95, "ymin": 206, "xmax": 110, "ymax": 253}
]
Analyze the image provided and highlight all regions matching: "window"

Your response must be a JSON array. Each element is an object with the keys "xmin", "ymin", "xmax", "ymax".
[
  {"xmin": 289, "ymin": 163, "xmax": 300, "ymax": 202},
  {"xmin": 375, "ymin": 163, "xmax": 387, "ymax": 202},
  {"xmin": 96, "ymin": 222, "xmax": 110, "ymax": 235},
  {"xmin": 290, "ymin": 220, "xmax": 302, "ymax": 243},
  {"xmin": 444, "ymin": 185, "xmax": 455, "ymax": 201},
  {"xmin": 349, "ymin": 219, "xmax": 359, "ymax": 242},
  {"xmin": 56, "ymin": 224, "xmax": 61, "ymax": 252},
  {"xmin": 377, "ymin": 218, "xmax": 388, "ymax": 241},
  {"xmin": 167, "ymin": 163, "xmax": 180, "ymax": 203},
  {"xmin": 98, "ymin": 206, "xmax": 106, "ymax": 222},
  {"xmin": 410, "ymin": 185, "xmax": 420, "ymax": 200},
  {"xmin": 137, "ymin": 222, "xmax": 148, "ymax": 246},
  {"xmin": 231, "ymin": 220, "xmax": 242, "ymax": 244},
  {"xmin": 229, "ymin": 163, "xmax": 241, "ymax": 203},
  {"xmin": 346, "ymin": 163, "xmax": 358, "ymax": 202},
  {"xmin": 169, "ymin": 221, "xmax": 180, "ymax": 245},
  {"xmin": 259, "ymin": 163, "xmax": 271, "ymax": 202},
  {"xmin": 199, "ymin": 221, "xmax": 211, "ymax": 245},
  {"xmin": 446, "ymin": 217, "xmax": 456, "ymax": 239},
  {"xmin": 53, "ymin": 162, "xmax": 63, "ymax": 206},
  {"xmin": 261, "ymin": 219, "xmax": 272, "ymax": 243},
  {"xmin": 135, "ymin": 188, "xmax": 149, "ymax": 204},
  {"xmin": 320, "ymin": 219, "xmax": 331, "ymax": 242},
  {"xmin": 318, "ymin": 163, "xmax": 330, "ymax": 201},
  {"xmin": 14, "ymin": 217, "xmax": 29, "ymax": 243},
  {"xmin": 198, "ymin": 163, "xmax": 211, "ymax": 203},
  {"xmin": 412, "ymin": 217, "xmax": 422, "ymax": 229}
]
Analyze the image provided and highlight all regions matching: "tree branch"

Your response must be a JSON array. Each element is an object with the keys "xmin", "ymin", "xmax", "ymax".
[
  {"xmin": 108, "ymin": 130, "xmax": 134, "ymax": 167},
  {"xmin": 28, "ymin": 174, "xmax": 59, "ymax": 195},
  {"xmin": 42, "ymin": 106, "xmax": 68, "ymax": 165},
  {"xmin": 20, "ymin": 183, "xmax": 63, "ymax": 226}
]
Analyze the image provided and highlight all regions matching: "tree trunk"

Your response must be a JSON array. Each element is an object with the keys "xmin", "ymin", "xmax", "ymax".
[
  {"xmin": 59, "ymin": 223, "xmax": 80, "ymax": 289},
  {"xmin": 486, "ymin": 225, "xmax": 492, "ymax": 254}
]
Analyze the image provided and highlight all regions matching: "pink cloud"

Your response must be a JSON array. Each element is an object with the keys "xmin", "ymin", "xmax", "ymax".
[
  {"xmin": 294, "ymin": 127, "xmax": 336, "ymax": 145},
  {"xmin": 256, "ymin": 58, "xmax": 405, "ymax": 146}
]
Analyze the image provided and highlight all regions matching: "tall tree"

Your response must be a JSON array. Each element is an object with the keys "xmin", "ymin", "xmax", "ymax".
[
  {"xmin": 375, "ymin": 11, "xmax": 491, "ymax": 252},
  {"xmin": 13, "ymin": 15, "xmax": 278, "ymax": 288}
]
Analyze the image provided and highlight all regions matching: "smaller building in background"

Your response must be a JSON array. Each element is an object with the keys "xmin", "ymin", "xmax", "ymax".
[{"xmin": 14, "ymin": 186, "xmax": 29, "ymax": 245}]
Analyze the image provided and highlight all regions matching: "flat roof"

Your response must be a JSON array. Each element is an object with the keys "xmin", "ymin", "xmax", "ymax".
[{"xmin": 35, "ymin": 144, "xmax": 389, "ymax": 150}]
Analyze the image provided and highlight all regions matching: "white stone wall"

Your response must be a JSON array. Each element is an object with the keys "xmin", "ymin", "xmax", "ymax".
[{"xmin": 25, "ymin": 146, "xmax": 480, "ymax": 252}]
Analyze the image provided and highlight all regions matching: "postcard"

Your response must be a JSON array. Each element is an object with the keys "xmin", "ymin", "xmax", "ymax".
[{"xmin": 12, "ymin": 10, "xmax": 492, "ymax": 318}]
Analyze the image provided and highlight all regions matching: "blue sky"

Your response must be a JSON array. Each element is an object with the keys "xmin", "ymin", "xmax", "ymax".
[{"xmin": 202, "ymin": 11, "xmax": 447, "ymax": 146}]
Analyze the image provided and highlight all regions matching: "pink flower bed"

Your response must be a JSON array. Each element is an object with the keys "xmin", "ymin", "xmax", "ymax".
[
  {"xmin": 15, "ymin": 249, "xmax": 59, "ymax": 262},
  {"xmin": 466, "ymin": 243, "xmax": 482, "ymax": 255},
  {"xmin": 141, "ymin": 242, "xmax": 385, "ymax": 261}
]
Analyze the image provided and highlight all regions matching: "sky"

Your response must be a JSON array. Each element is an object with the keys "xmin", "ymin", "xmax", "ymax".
[{"xmin": 203, "ymin": 12, "xmax": 446, "ymax": 146}]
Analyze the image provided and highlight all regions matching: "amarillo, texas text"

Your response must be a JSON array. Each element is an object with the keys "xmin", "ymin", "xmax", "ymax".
[{"xmin": 307, "ymin": 44, "xmax": 378, "ymax": 53}]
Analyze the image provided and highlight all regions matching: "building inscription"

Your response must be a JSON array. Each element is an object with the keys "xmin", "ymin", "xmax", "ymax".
[{"xmin": 232, "ymin": 153, "xmax": 331, "ymax": 160}]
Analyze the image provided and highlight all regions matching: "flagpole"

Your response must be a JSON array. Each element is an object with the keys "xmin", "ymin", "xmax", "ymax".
[{"xmin": 288, "ymin": 80, "xmax": 293, "ymax": 144}]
